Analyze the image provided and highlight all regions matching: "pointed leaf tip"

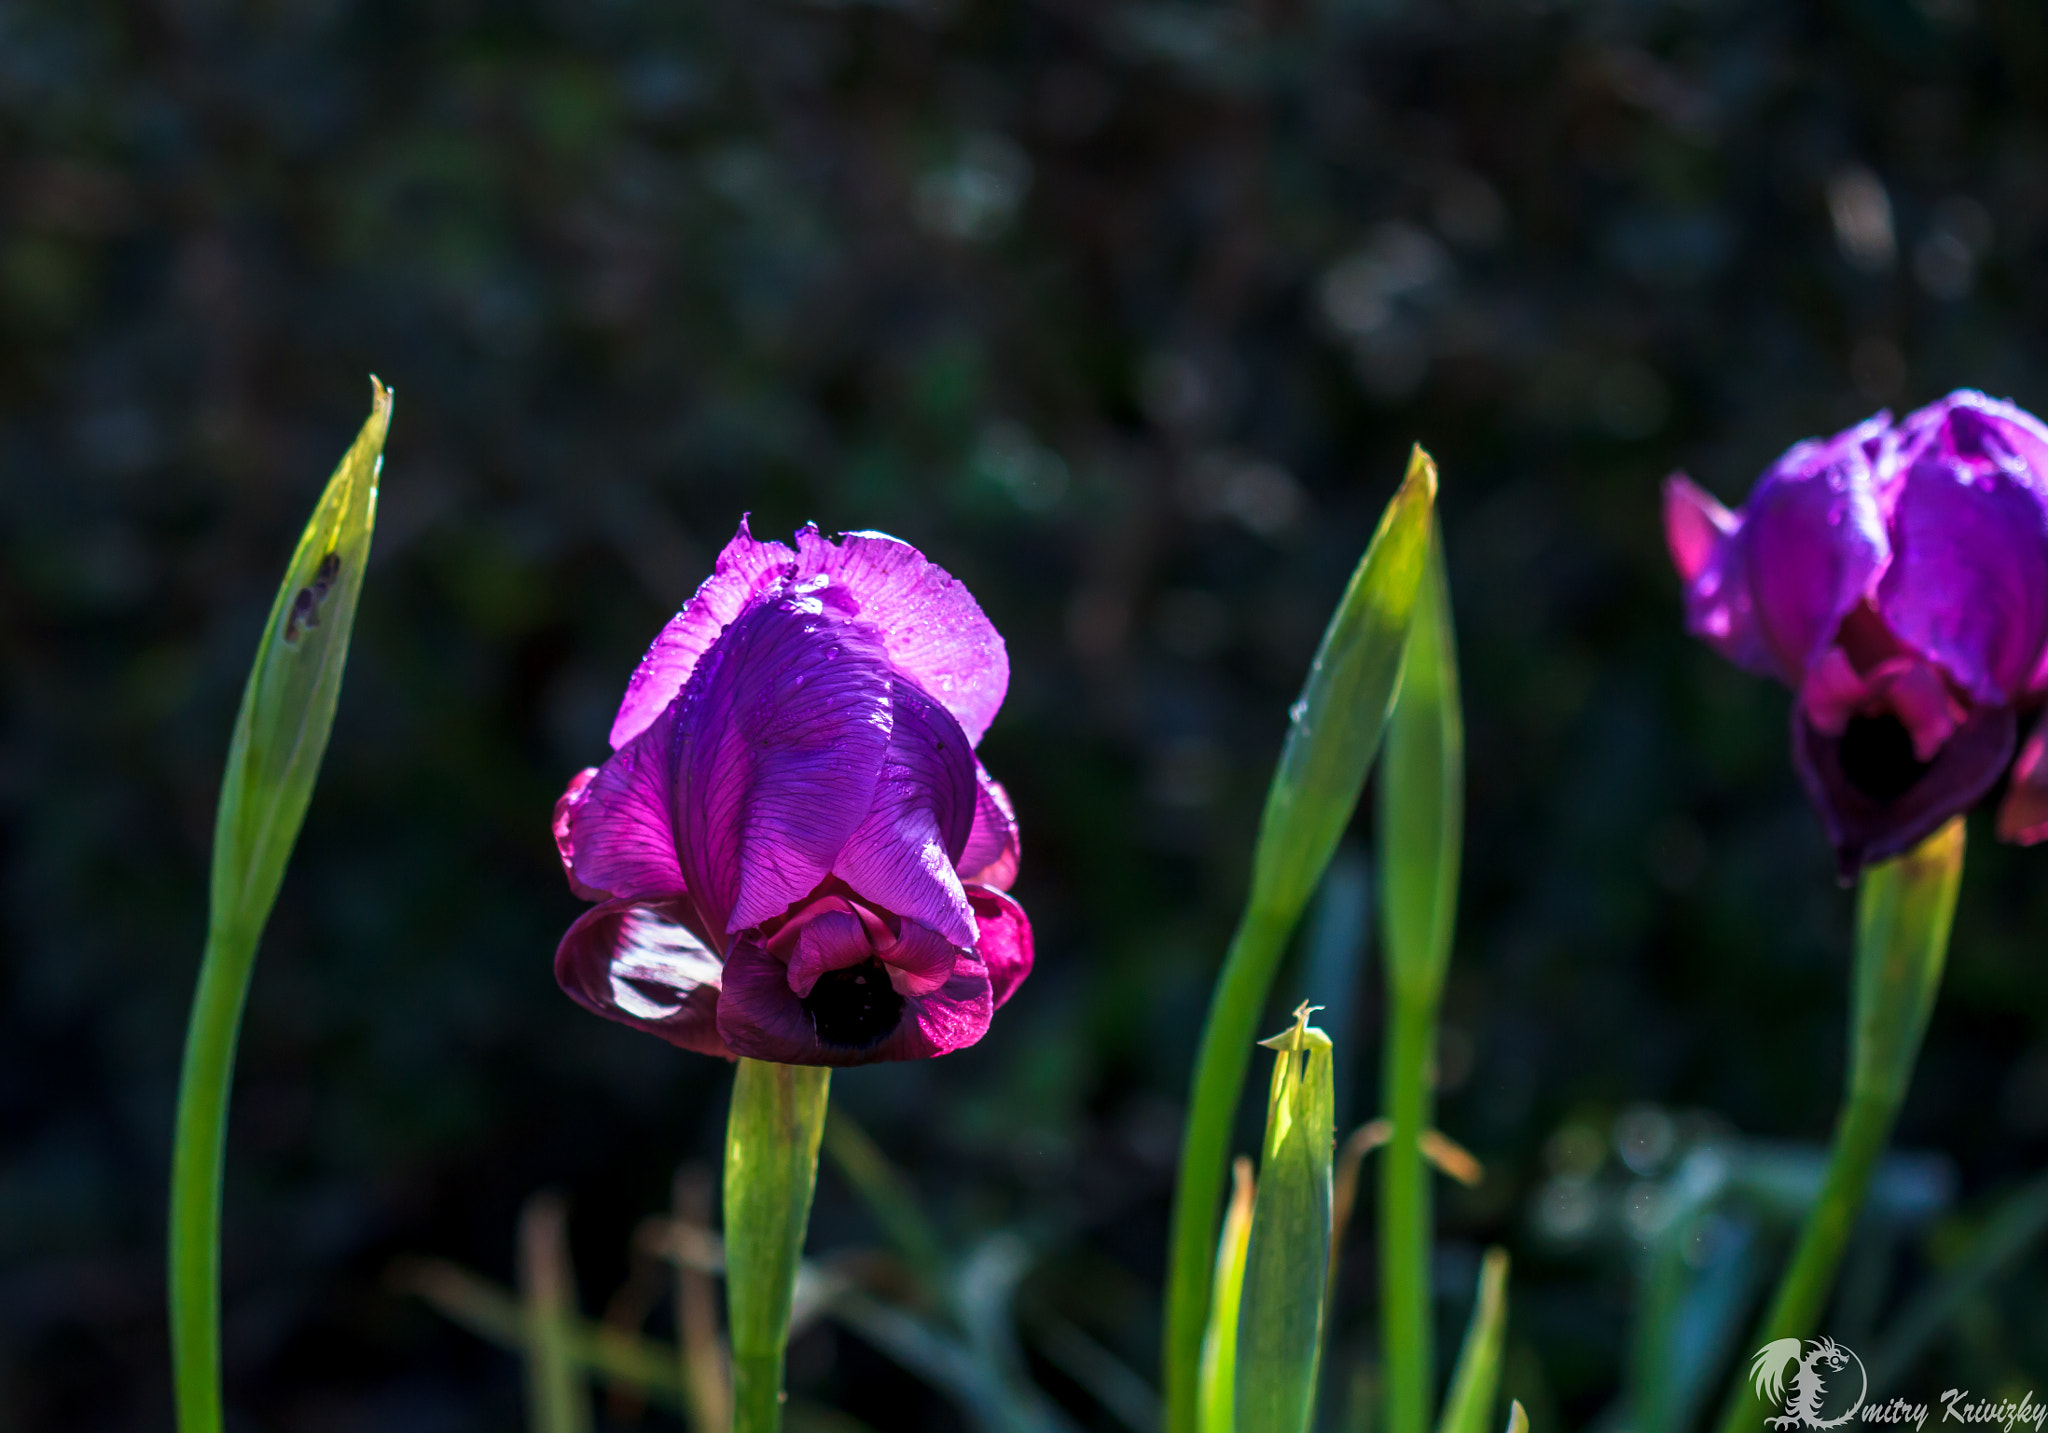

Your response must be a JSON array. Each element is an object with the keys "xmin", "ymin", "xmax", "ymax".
[{"xmin": 1506, "ymin": 1401, "xmax": 1529, "ymax": 1433}]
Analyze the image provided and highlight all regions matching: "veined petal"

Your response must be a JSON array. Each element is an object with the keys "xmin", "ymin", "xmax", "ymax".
[
  {"xmin": 608, "ymin": 518, "xmax": 796, "ymax": 751},
  {"xmin": 793, "ymin": 526, "xmax": 1009, "ymax": 745},
  {"xmin": 1879, "ymin": 397, "xmax": 2048, "ymax": 704},
  {"xmin": 968, "ymin": 885, "xmax": 1033, "ymax": 1008},
  {"xmin": 957, "ymin": 763, "xmax": 1020, "ymax": 889},
  {"xmin": 831, "ymin": 678, "xmax": 978, "ymax": 948},
  {"xmin": 569, "ymin": 706, "xmax": 687, "ymax": 902},
  {"xmin": 555, "ymin": 898, "xmax": 731, "ymax": 1058},
  {"xmin": 675, "ymin": 593, "xmax": 894, "ymax": 937}
]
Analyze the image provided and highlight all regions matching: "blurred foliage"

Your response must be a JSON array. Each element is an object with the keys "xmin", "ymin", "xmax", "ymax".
[{"xmin": 5, "ymin": 0, "xmax": 2048, "ymax": 1427}]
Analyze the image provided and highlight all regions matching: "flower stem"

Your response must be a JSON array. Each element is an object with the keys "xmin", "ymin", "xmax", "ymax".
[
  {"xmin": 1711, "ymin": 817, "xmax": 1962, "ymax": 1433},
  {"xmin": 167, "ymin": 925, "xmax": 258, "ymax": 1433},
  {"xmin": 726, "ymin": 1058, "xmax": 831, "ymax": 1433},
  {"xmin": 1379, "ymin": 979, "xmax": 1438, "ymax": 1433}
]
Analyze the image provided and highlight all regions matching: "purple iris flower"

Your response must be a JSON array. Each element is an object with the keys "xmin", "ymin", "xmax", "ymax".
[
  {"xmin": 551, "ymin": 520, "xmax": 1032, "ymax": 1065},
  {"xmin": 1666, "ymin": 390, "xmax": 2048, "ymax": 874}
]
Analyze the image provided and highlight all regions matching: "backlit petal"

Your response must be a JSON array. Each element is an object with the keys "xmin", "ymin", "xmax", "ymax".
[
  {"xmin": 793, "ymin": 526, "xmax": 1009, "ymax": 745},
  {"xmin": 555, "ymin": 898, "xmax": 731, "ymax": 1057},
  {"xmin": 957, "ymin": 764, "xmax": 1020, "ymax": 889},
  {"xmin": 675, "ymin": 593, "xmax": 894, "ymax": 936},
  {"xmin": 552, "ymin": 766, "xmax": 607, "ymax": 900},
  {"xmin": 608, "ymin": 518, "xmax": 796, "ymax": 751},
  {"xmin": 569, "ymin": 706, "xmax": 687, "ymax": 901},
  {"xmin": 968, "ymin": 885, "xmax": 1033, "ymax": 1008},
  {"xmin": 831, "ymin": 678, "xmax": 977, "ymax": 948}
]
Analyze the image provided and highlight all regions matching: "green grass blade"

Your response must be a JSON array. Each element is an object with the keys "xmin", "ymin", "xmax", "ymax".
[
  {"xmin": 168, "ymin": 380, "xmax": 390, "ymax": 1433},
  {"xmin": 1378, "ymin": 523, "xmax": 1462, "ymax": 1433},
  {"xmin": 1163, "ymin": 449, "xmax": 1436, "ymax": 1433},
  {"xmin": 520, "ymin": 1193, "xmax": 595, "ymax": 1433},
  {"xmin": 824, "ymin": 1107, "xmax": 949, "ymax": 1292},
  {"xmin": 1235, "ymin": 1006, "xmax": 1336, "ymax": 1433},
  {"xmin": 727, "ymin": 1059, "xmax": 832, "ymax": 1433},
  {"xmin": 1868, "ymin": 1169, "xmax": 2048, "ymax": 1385},
  {"xmin": 1504, "ymin": 1400, "xmax": 1529, "ymax": 1433},
  {"xmin": 1198, "ymin": 1157, "xmax": 1256, "ymax": 1433},
  {"xmin": 1435, "ymin": 1249, "xmax": 1509, "ymax": 1433}
]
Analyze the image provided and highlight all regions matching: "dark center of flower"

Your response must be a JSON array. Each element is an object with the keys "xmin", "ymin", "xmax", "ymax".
[
  {"xmin": 802, "ymin": 958, "xmax": 904, "ymax": 1049},
  {"xmin": 1839, "ymin": 712, "xmax": 1930, "ymax": 803}
]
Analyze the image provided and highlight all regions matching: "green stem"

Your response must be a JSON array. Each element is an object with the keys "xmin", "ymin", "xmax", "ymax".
[
  {"xmin": 1164, "ymin": 904, "xmax": 1293, "ymax": 1433},
  {"xmin": 1380, "ymin": 981, "xmax": 1437, "ymax": 1433},
  {"xmin": 726, "ymin": 1058, "xmax": 831, "ymax": 1433},
  {"xmin": 1711, "ymin": 818, "xmax": 1961, "ymax": 1433},
  {"xmin": 168, "ymin": 924, "xmax": 259, "ymax": 1433}
]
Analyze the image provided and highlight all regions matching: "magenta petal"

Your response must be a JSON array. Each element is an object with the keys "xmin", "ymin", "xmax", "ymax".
[
  {"xmin": 785, "ymin": 908, "xmax": 881, "ymax": 998},
  {"xmin": 793, "ymin": 527, "xmax": 1009, "ymax": 745},
  {"xmin": 968, "ymin": 886, "xmax": 1033, "ymax": 1009},
  {"xmin": 675, "ymin": 594, "xmax": 894, "ymax": 936},
  {"xmin": 569, "ymin": 706, "xmax": 687, "ymax": 902},
  {"xmin": 1663, "ymin": 474, "xmax": 1734, "ymax": 585},
  {"xmin": 555, "ymin": 898, "xmax": 731, "ymax": 1058},
  {"xmin": 957, "ymin": 764, "xmax": 1020, "ymax": 889},
  {"xmin": 1878, "ymin": 417, "xmax": 2048, "ymax": 705},
  {"xmin": 1997, "ymin": 709, "xmax": 2048, "ymax": 844},
  {"xmin": 876, "ymin": 917, "xmax": 962, "ymax": 997},
  {"xmin": 608, "ymin": 518, "xmax": 797, "ymax": 751},
  {"xmin": 717, "ymin": 939, "xmax": 993, "ymax": 1065},
  {"xmin": 552, "ymin": 767, "xmax": 607, "ymax": 901},
  {"xmin": 831, "ymin": 678, "xmax": 978, "ymax": 949}
]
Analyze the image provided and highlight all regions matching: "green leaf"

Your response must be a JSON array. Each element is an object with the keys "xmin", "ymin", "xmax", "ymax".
[
  {"xmin": 1163, "ymin": 449, "xmax": 1436, "ymax": 1433},
  {"xmin": 1235, "ymin": 1005, "xmax": 1337, "ymax": 1433},
  {"xmin": 1249, "ymin": 446, "xmax": 1439, "ymax": 923},
  {"xmin": 1435, "ymin": 1249, "xmax": 1509, "ymax": 1433},
  {"xmin": 1377, "ymin": 524, "xmax": 1463, "ymax": 1433},
  {"xmin": 1505, "ymin": 1400, "xmax": 1529, "ymax": 1433},
  {"xmin": 726, "ymin": 1058, "xmax": 832, "ymax": 1433},
  {"xmin": 1198, "ymin": 1157, "xmax": 1256, "ymax": 1433},
  {"xmin": 1380, "ymin": 520, "xmax": 1462, "ymax": 996},
  {"xmin": 170, "ymin": 380, "xmax": 390, "ymax": 1433},
  {"xmin": 212, "ymin": 378, "xmax": 390, "ymax": 939}
]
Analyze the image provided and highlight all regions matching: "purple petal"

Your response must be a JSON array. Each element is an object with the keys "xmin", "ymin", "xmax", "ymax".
[
  {"xmin": 957, "ymin": 764, "xmax": 1020, "ymax": 889},
  {"xmin": 784, "ymin": 907, "xmax": 885, "ymax": 998},
  {"xmin": 555, "ymin": 898, "xmax": 732, "ymax": 1057},
  {"xmin": 793, "ymin": 527, "xmax": 1009, "ymax": 745},
  {"xmin": 830, "ymin": 678, "xmax": 978, "ymax": 948},
  {"xmin": 675, "ymin": 592, "xmax": 894, "ymax": 937},
  {"xmin": 608, "ymin": 518, "xmax": 797, "ymax": 751},
  {"xmin": 1792, "ymin": 702, "xmax": 2015, "ymax": 876},
  {"xmin": 716, "ymin": 937, "xmax": 994, "ymax": 1066},
  {"xmin": 1877, "ymin": 396, "xmax": 2048, "ymax": 704},
  {"xmin": 968, "ymin": 886, "xmax": 1032, "ymax": 1009},
  {"xmin": 1739, "ymin": 420, "xmax": 1891, "ymax": 683},
  {"xmin": 568, "ymin": 706, "xmax": 687, "ymax": 902}
]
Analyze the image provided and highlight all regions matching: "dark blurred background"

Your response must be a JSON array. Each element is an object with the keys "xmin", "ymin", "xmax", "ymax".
[{"xmin": 7, "ymin": 0, "xmax": 2048, "ymax": 1427}]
